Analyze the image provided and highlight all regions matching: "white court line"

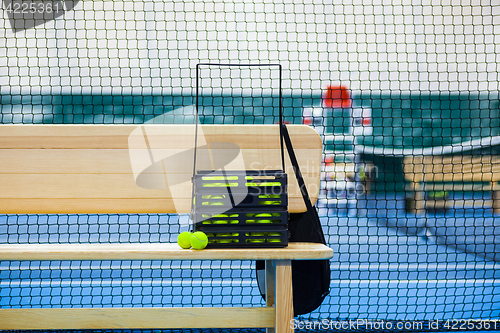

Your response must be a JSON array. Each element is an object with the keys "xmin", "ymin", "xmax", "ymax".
[
  {"xmin": 331, "ymin": 279, "xmax": 500, "ymax": 285},
  {"xmin": 355, "ymin": 136, "xmax": 500, "ymax": 156},
  {"xmin": 2, "ymin": 263, "xmax": 500, "ymax": 271},
  {"xmin": 0, "ymin": 263, "xmax": 254, "ymax": 271},
  {"xmin": 2, "ymin": 278, "xmax": 500, "ymax": 288},
  {"xmin": 1, "ymin": 278, "xmax": 256, "ymax": 288},
  {"xmin": 329, "ymin": 263, "xmax": 500, "ymax": 271}
]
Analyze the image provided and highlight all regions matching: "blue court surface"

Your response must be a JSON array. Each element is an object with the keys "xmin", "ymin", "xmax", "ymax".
[
  {"xmin": 1, "ymin": 193, "xmax": 499, "ymax": 332},
  {"xmin": 322, "ymin": 193, "xmax": 500, "ymax": 321}
]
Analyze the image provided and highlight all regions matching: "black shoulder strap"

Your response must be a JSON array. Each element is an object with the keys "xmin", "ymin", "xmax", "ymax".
[
  {"xmin": 280, "ymin": 123, "xmax": 315, "ymax": 213},
  {"xmin": 281, "ymin": 123, "xmax": 327, "ymax": 245}
]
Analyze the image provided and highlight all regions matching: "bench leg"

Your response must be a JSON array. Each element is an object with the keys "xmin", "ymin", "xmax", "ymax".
[
  {"xmin": 275, "ymin": 260, "xmax": 294, "ymax": 333},
  {"xmin": 406, "ymin": 181, "xmax": 424, "ymax": 215},
  {"xmin": 266, "ymin": 260, "xmax": 276, "ymax": 333},
  {"xmin": 414, "ymin": 182, "xmax": 425, "ymax": 215},
  {"xmin": 492, "ymin": 184, "xmax": 500, "ymax": 214}
]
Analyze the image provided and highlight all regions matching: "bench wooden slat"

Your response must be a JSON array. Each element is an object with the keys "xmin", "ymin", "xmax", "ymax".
[
  {"xmin": 425, "ymin": 199, "xmax": 493, "ymax": 209},
  {"xmin": 2, "ymin": 149, "xmax": 320, "ymax": 174},
  {"xmin": 423, "ymin": 183, "xmax": 493, "ymax": 191},
  {"xmin": 0, "ymin": 173, "xmax": 319, "ymax": 198},
  {"xmin": 0, "ymin": 124, "xmax": 321, "ymax": 214},
  {"xmin": 0, "ymin": 124, "xmax": 317, "ymax": 149},
  {"xmin": 425, "ymin": 172, "xmax": 499, "ymax": 182},
  {"xmin": 0, "ymin": 307, "xmax": 275, "ymax": 330},
  {"xmin": 0, "ymin": 242, "xmax": 334, "ymax": 261},
  {"xmin": 0, "ymin": 197, "xmax": 313, "ymax": 215}
]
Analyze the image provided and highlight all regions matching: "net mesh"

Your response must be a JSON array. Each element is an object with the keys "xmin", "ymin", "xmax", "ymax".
[{"xmin": 1, "ymin": 0, "xmax": 500, "ymax": 332}]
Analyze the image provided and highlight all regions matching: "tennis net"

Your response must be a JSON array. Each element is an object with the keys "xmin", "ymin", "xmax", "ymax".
[{"xmin": 1, "ymin": 0, "xmax": 500, "ymax": 331}]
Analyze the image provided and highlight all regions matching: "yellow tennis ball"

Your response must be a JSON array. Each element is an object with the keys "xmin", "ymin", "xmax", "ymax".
[
  {"xmin": 207, "ymin": 233, "xmax": 218, "ymax": 243},
  {"xmin": 261, "ymin": 201, "xmax": 280, "ymax": 205},
  {"xmin": 218, "ymin": 233, "xmax": 233, "ymax": 243},
  {"xmin": 267, "ymin": 233, "xmax": 282, "ymax": 242},
  {"xmin": 231, "ymin": 233, "xmax": 240, "ymax": 243},
  {"xmin": 244, "ymin": 213, "xmax": 255, "ymax": 223},
  {"xmin": 177, "ymin": 231, "xmax": 192, "ymax": 249},
  {"xmin": 190, "ymin": 231, "xmax": 208, "ymax": 250},
  {"xmin": 246, "ymin": 233, "xmax": 265, "ymax": 243},
  {"xmin": 256, "ymin": 213, "xmax": 273, "ymax": 223}
]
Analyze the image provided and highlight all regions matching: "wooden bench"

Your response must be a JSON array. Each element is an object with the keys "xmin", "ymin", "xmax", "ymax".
[
  {"xmin": 0, "ymin": 124, "xmax": 332, "ymax": 333},
  {"xmin": 403, "ymin": 154, "xmax": 500, "ymax": 215}
]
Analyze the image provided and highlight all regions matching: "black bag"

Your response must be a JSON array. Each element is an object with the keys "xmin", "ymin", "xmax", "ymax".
[{"xmin": 256, "ymin": 124, "xmax": 331, "ymax": 316}]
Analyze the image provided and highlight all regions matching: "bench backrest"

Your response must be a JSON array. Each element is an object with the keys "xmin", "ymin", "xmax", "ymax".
[
  {"xmin": 404, "ymin": 154, "xmax": 500, "ymax": 183},
  {"xmin": 0, "ymin": 124, "xmax": 321, "ymax": 214}
]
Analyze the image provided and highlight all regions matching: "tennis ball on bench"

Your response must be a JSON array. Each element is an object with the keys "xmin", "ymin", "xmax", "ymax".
[
  {"xmin": 177, "ymin": 231, "xmax": 192, "ymax": 249},
  {"xmin": 190, "ymin": 231, "xmax": 208, "ymax": 250}
]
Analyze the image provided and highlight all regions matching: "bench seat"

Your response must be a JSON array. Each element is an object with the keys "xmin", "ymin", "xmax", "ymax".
[
  {"xmin": 404, "ymin": 154, "xmax": 500, "ymax": 214},
  {"xmin": 0, "ymin": 242, "xmax": 333, "ymax": 332}
]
